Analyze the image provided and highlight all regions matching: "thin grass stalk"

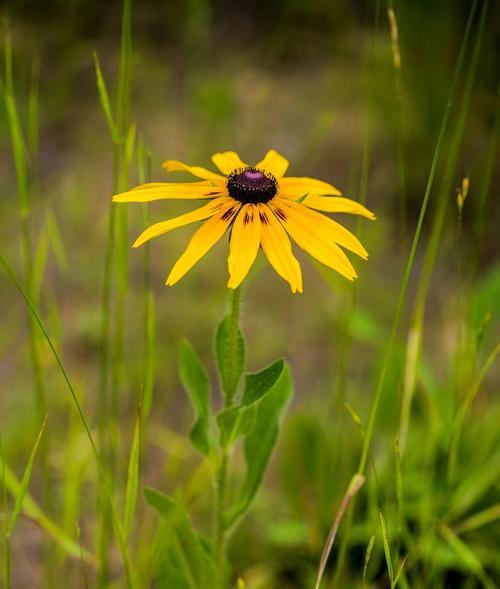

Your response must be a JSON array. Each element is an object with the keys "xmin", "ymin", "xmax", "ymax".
[
  {"xmin": 1, "ymin": 38, "xmax": 55, "ymax": 588},
  {"xmin": 214, "ymin": 286, "xmax": 242, "ymax": 589},
  {"xmin": 2, "ymin": 36, "xmax": 46, "ymax": 433},
  {"xmin": 448, "ymin": 341, "xmax": 500, "ymax": 477},
  {"xmin": 387, "ymin": 0, "xmax": 407, "ymax": 237},
  {"xmin": 137, "ymin": 140, "xmax": 155, "ymax": 419},
  {"xmin": 398, "ymin": 0, "xmax": 488, "ymax": 456},
  {"xmin": 454, "ymin": 176, "xmax": 468, "ymax": 439},
  {"xmin": 333, "ymin": 1, "xmax": 479, "ymax": 583},
  {"xmin": 330, "ymin": 0, "xmax": 380, "ymax": 583},
  {"xmin": 1, "ymin": 438, "xmax": 10, "ymax": 589},
  {"xmin": 2, "ymin": 459, "xmax": 96, "ymax": 564},
  {"xmin": 97, "ymin": 0, "xmax": 133, "ymax": 582},
  {"xmin": 334, "ymin": 0, "xmax": 379, "ymax": 418},
  {"xmin": 0, "ymin": 252, "xmax": 136, "ymax": 588},
  {"xmin": 359, "ymin": 0, "xmax": 479, "ymax": 477}
]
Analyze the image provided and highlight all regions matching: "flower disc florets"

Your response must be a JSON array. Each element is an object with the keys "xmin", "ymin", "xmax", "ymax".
[{"xmin": 226, "ymin": 167, "xmax": 278, "ymax": 204}]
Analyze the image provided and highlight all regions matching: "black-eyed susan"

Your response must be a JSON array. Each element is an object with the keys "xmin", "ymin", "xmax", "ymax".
[{"xmin": 113, "ymin": 150, "xmax": 375, "ymax": 292}]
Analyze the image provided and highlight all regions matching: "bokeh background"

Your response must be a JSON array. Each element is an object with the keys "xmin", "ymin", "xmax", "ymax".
[{"xmin": 0, "ymin": 0, "xmax": 499, "ymax": 587}]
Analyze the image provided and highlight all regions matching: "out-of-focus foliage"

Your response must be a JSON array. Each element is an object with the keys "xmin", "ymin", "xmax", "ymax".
[{"xmin": 0, "ymin": 0, "xmax": 498, "ymax": 587}]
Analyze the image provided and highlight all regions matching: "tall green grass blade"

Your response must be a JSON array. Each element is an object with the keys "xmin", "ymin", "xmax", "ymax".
[
  {"xmin": 387, "ymin": 0, "xmax": 407, "ymax": 234},
  {"xmin": 359, "ymin": 0, "xmax": 479, "ymax": 475},
  {"xmin": 379, "ymin": 510, "xmax": 394, "ymax": 584},
  {"xmin": 399, "ymin": 0, "xmax": 489, "ymax": 455},
  {"xmin": 361, "ymin": 534, "xmax": 376, "ymax": 588},
  {"xmin": 0, "ymin": 252, "xmax": 98, "ymax": 456},
  {"xmin": 2, "ymin": 36, "xmax": 28, "ymax": 214},
  {"xmin": 93, "ymin": 51, "xmax": 118, "ymax": 141},
  {"xmin": 448, "ymin": 342, "xmax": 499, "ymax": 477},
  {"xmin": 0, "ymin": 252, "xmax": 135, "ymax": 587},
  {"xmin": 124, "ymin": 403, "xmax": 142, "ymax": 541},
  {"xmin": 2, "ymin": 461, "xmax": 95, "ymax": 564},
  {"xmin": 137, "ymin": 139, "xmax": 155, "ymax": 417},
  {"xmin": 95, "ymin": 0, "xmax": 134, "ymax": 582},
  {"xmin": 8, "ymin": 415, "xmax": 47, "ymax": 532},
  {"xmin": 334, "ymin": 2, "xmax": 480, "ymax": 583},
  {"xmin": 454, "ymin": 503, "xmax": 500, "ymax": 534}
]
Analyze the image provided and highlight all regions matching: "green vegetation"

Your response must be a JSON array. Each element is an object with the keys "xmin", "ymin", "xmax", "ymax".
[{"xmin": 0, "ymin": 1, "xmax": 498, "ymax": 588}]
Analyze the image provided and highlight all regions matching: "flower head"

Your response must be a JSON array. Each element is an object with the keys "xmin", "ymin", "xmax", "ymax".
[{"xmin": 113, "ymin": 150, "xmax": 375, "ymax": 292}]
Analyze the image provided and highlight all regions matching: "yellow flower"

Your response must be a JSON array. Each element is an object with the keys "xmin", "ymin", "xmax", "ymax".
[{"xmin": 113, "ymin": 150, "xmax": 375, "ymax": 292}]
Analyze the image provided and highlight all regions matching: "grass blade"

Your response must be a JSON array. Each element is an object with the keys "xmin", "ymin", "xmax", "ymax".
[
  {"xmin": 93, "ymin": 50, "xmax": 118, "ymax": 141},
  {"xmin": 0, "ymin": 252, "xmax": 135, "ymax": 587},
  {"xmin": 8, "ymin": 415, "xmax": 48, "ymax": 532},
  {"xmin": 313, "ymin": 474, "xmax": 365, "ymax": 589},
  {"xmin": 2, "ymin": 460, "xmax": 95, "ymax": 564},
  {"xmin": 124, "ymin": 403, "xmax": 142, "ymax": 541}
]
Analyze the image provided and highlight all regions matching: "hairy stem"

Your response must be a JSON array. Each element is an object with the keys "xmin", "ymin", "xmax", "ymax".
[{"xmin": 214, "ymin": 286, "xmax": 242, "ymax": 588}]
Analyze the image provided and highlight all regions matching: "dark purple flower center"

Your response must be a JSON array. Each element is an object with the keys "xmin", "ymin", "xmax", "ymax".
[{"xmin": 226, "ymin": 167, "xmax": 278, "ymax": 204}]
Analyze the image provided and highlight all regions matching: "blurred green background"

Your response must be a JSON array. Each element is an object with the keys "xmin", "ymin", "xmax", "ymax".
[{"xmin": 0, "ymin": 0, "xmax": 499, "ymax": 587}]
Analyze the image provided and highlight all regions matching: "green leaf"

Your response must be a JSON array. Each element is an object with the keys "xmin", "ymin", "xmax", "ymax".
[
  {"xmin": 144, "ymin": 487, "xmax": 215, "ymax": 589},
  {"xmin": 9, "ymin": 416, "xmax": 47, "ymax": 532},
  {"xmin": 216, "ymin": 406, "xmax": 256, "ymax": 448},
  {"xmin": 241, "ymin": 359, "xmax": 284, "ymax": 406},
  {"xmin": 124, "ymin": 403, "xmax": 141, "ymax": 540},
  {"xmin": 92, "ymin": 51, "xmax": 119, "ymax": 142},
  {"xmin": 179, "ymin": 340, "xmax": 212, "ymax": 455},
  {"xmin": 216, "ymin": 359, "xmax": 284, "ymax": 447},
  {"xmin": 226, "ymin": 363, "xmax": 293, "ymax": 527},
  {"xmin": 215, "ymin": 314, "xmax": 245, "ymax": 404}
]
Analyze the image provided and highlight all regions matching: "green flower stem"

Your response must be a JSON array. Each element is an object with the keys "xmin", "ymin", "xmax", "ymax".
[{"xmin": 214, "ymin": 285, "xmax": 242, "ymax": 588}]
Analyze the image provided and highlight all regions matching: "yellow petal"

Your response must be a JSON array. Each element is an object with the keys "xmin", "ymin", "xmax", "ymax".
[
  {"xmin": 133, "ymin": 197, "xmax": 234, "ymax": 248},
  {"xmin": 161, "ymin": 159, "xmax": 225, "ymax": 183},
  {"xmin": 302, "ymin": 195, "xmax": 376, "ymax": 220},
  {"xmin": 166, "ymin": 202, "xmax": 239, "ymax": 286},
  {"xmin": 279, "ymin": 176, "xmax": 342, "ymax": 198},
  {"xmin": 113, "ymin": 181, "xmax": 226, "ymax": 203},
  {"xmin": 279, "ymin": 199, "xmax": 368, "ymax": 259},
  {"xmin": 258, "ymin": 204, "xmax": 302, "ymax": 293},
  {"xmin": 269, "ymin": 199, "xmax": 357, "ymax": 281},
  {"xmin": 227, "ymin": 204, "xmax": 262, "ymax": 289},
  {"xmin": 256, "ymin": 149, "xmax": 289, "ymax": 178},
  {"xmin": 211, "ymin": 151, "xmax": 248, "ymax": 175}
]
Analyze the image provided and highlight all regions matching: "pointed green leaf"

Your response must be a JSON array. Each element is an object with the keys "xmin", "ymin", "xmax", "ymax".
[
  {"xmin": 215, "ymin": 314, "xmax": 245, "ymax": 404},
  {"xmin": 144, "ymin": 487, "xmax": 215, "ymax": 589},
  {"xmin": 226, "ymin": 363, "xmax": 293, "ymax": 526},
  {"xmin": 92, "ymin": 50, "xmax": 119, "ymax": 142},
  {"xmin": 241, "ymin": 359, "xmax": 284, "ymax": 406},
  {"xmin": 216, "ymin": 359, "xmax": 284, "ymax": 447},
  {"xmin": 216, "ymin": 406, "xmax": 256, "ymax": 448},
  {"xmin": 179, "ymin": 340, "xmax": 212, "ymax": 455}
]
